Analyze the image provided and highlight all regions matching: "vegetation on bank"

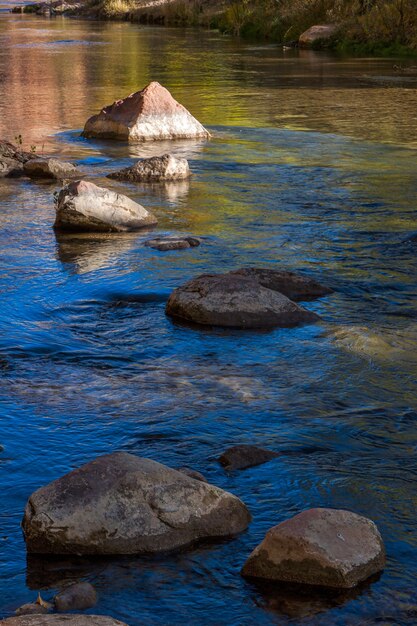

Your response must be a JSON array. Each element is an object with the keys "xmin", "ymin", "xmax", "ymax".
[{"xmin": 22, "ymin": 0, "xmax": 417, "ymax": 55}]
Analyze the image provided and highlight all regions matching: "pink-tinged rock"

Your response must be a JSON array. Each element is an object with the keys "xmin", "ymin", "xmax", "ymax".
[
  {"xmin": 299, "ymin": 24, "xmax": 338, "ymax": 48},
  {"xmin": 241, "ymin": 508, "xmax": 385, "ymax": 589},
  {"xmin": 83, "ymin": 82, "xmax": 210, "ymax": 142},
  {"xmin": 54, "ymin": 180, "xmax": 157, "ymax": 233}
]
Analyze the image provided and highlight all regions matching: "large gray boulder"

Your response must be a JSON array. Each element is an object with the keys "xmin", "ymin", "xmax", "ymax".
[
  {"xmin": 231, "ymin": 268, "xmax": 333, "ymax": 301},
  {"xmin": 241, "ymin": 508, "xmax": 386, "ymax": 588},
  {"xmin": 1, "ymin": 617, "xmax": 128, "ymax": 626},
  {"xmin": 22, "ymin": 452, "xmax": 251, "ymax": 555},
  {"xmin": 83, "ymin": 81, "xmax": 210, "ymax": 142},
  {"xmin": 108, "ymin": 154, "xmax": 190, "ymax": 182},
  {"xmin": 166, "ymin": 271, "xmax": 320, "ymax": 329},
  {"xmin": 54, "ymin": 180, "xmax": 158, "ymax": 233},
  {"xmin": 24, "ymin": 158, "xmax": 80, "ymax": 180}
]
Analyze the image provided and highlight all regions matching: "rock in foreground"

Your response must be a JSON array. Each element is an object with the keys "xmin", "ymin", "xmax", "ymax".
[
  {"xmin": 166, "ymin": 271, "xmax": 320, "ymax": 329},
  {"xmin": 219, "ymin": 445, "xmax": 279, "ymax": 470},
  {"xmin": 22, "ymin": 452, "xmax": 250, "ymax": 555},
  {"xmin": 83, "ymin": 81, "xmax": 210, "ymax": 142},
  {"xmin": 232, "ymin": 268, "xmax": 333, "ymax": 301},
  {"xmin": 108, "ymin": 154, "xmax": 190, "ymax": 182},
  {"xmin": 24, "ymin": 158, "xmax": 80, "ymax": 180},
  {"xmin": 2, "ymin": 617, "xmax": 128, "ymax": 626},
  {"xmin": 242, "ymin": 508, "xmax": 385, "ymax": 589},
  {"xmin": 299, "ymin": 24, "xmax": 338, "ymax": 48},
  {"xmin": 54, "ymin": 180, "xmax": 157, "ymax": 232},
  {"xmin": 145, "ymin": 235, "xmax": 200, "ymax": 251},
  {"xmin": 54, "ymin": 582, "xmax": 97, "ymax": 612}
]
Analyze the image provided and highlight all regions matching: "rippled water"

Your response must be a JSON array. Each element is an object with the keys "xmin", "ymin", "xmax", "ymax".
[{"xmin": 1, "ymin": 9, "xmax": 417, "ymax": 626}]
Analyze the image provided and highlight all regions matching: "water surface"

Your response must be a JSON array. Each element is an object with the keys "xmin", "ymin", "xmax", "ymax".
[{"xmin": 0, "ymin": 10, "xmax": 417, "ymax": 626}]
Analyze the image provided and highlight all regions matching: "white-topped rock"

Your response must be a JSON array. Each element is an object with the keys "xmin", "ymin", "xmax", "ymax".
[{"xmin": 83, "ymin": 81, "xmax": 210, "ymax": 142}]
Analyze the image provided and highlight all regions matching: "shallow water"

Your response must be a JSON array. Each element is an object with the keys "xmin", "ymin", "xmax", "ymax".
[{"xmin": 0, "ymin": 9, "xmax": 417, "ymax": 626}]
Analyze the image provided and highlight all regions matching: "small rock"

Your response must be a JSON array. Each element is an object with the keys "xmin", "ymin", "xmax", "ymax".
[
  {"xmin": 177, "ymin": 467, "xmax": 208, "ymax": 482},
  {"xmin": 0, "ymin": 139, "xmax": 34, "ymax": 178},
  {"xmin": 299, "ymin": 24, "xmax": 338, "ymax": 48},
  {"xmin": 23, "ymin": 158, "xmax": 80, "ymax": 180},
  {"xmin": 22, "ymin": 452, "xmax": 251, "ymax": 555},
  {"xmin": 83, "ymin": 81, "xmax": 210, "ymax": 142},
  {"xmin": 54, "ymin": 582, "xmax": 97, "ymax": 612},
  {"xmin": 108, "ymin": 154, "xmax": 190, "ymax": 182},
  {"xmin": 145, "ymin": 235, "xmax": 201, "ymax": 251},
  {"xmin": 219, "ymin": 445, "xmax": 279, "ymax": 470},
  {"xmin": 2, "ymin": 617, "xmax": 128, "ymax": 626},
  {"xmin": 231, "ymin": 268, "xmax": 333, "ymax": 301},
  {"xmin": 166, "ymin": 271, "xmax": 320, "ymax": 329},
  {"xmin": 14, "ymin": 604, "xmax": 48, "ymax": 616},
  {"xmin": 54, "ymin": 180, "xmax": 158, "ymax": 233},
  {"xmin": 241, "ymin": 508, "xmax": 386, "ymax": 588}
]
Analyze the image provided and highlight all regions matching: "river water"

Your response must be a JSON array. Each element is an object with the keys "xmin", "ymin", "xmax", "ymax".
[{"xmin": 0, "ymin": 8, "xmax": 417, "ymax": 626}]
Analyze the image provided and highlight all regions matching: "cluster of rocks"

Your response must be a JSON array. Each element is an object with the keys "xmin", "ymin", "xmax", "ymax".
[
  {"xmin": 166, "ymin": 268, "xmax": 332, "ymax": 329},
  {"xmin": 10, "ymin": 450, "xmax": 385, "ymax": 624}
]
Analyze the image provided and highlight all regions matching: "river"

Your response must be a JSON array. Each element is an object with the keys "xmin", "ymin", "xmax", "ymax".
[{"xmin": 0, "ymin": 7, "xmax": 417, "ymax": 625}]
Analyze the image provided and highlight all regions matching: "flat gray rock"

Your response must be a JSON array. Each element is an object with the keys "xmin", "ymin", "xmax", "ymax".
[
  {"xmin": 145, "ymin": 235, "xmax": 201, "ymax": 251},
  {"xmin": 22, "ymin": 452, "xmax": 250, "ymax": 555},
  {"xmin": 54, "ymin": 180, "xmax": 158, "ymax": 233},
  {"xmin": 24, "ymin": 158, "xmax": 80, "ymax": 180},
  {"xmin": 166, "ymin": 271, "xmax": 320, "ymax": 329},
  {"xmin": 241, "ymin": 508, "xmax": 385, "ymax": 588}
]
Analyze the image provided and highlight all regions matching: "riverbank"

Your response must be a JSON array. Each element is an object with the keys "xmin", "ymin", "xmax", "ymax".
[{"xmin": 13, "ymin": 0, "xmax": 417, "ymax": 56}]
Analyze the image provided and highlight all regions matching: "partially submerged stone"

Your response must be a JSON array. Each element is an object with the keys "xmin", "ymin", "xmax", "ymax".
[
  {"xmin": 166, "ymin": 271, "xmax": 320, "ymax": 329},
  {"xmin": 2, "ymin": 617, "xmax": 128, "ymax": 626},
  {"xmin": 232, "ymin": 268, "xmax": 333, "ymax": 301},
  {"xmin": 54, "ymin": 180, "xmax": 157, "ymax": 233},
  {"xmin": 14, "ymin": 604, "xmax": 48, "ymax": 617},
  {"xmin": 24, "ymin": 158, "xmax": 80, "ymax": 180},
  {"xmin": 22, "ymin": 452, "xmax": 251, "ymax": 555},
  {"xmin": 145, "ymin": 235, "xmax": 201, "ymax": 251},
  {"xmin": 241, "ymin": 508, "xmax": 385, "ymax": 589},
  {"xmin": 219, "ymin": 445, "xmax": 279, "ymax": 470},
  {"xmin": 176, "ymin": 467, "xmax": 208, "ymax": 483},
  {"xmin": 0, "ymin": 139, "xmax": 34, "ymax": 178},
  {"xmin": 54, "ymin": 582, "xmax": 97, "ymax": 612},
  {"xmin": 299, "ymin": 24, "xmax": 338, "ymax": 48},
  {"xmin": 108, "ymin": 154, "xmax": 190, "ymax": 182},
  {"xmin": 83, "ymin": 81, "xmax": 210, "ymax": 142}
]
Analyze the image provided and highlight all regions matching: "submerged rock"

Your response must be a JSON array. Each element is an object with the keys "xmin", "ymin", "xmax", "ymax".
[
  {"xmin": 108, "ymin": 154, "xmax": 190, "ymax": 182},
  {"xmin": 14, "ymin": 604, "xmax": 48, "ymax": 616},
  {"xmin": 166, "ymin": 271, "xmax": 320, "ymax": 329},
  {"xmin": 2, "ymin": 617, "xmax": 128, "ymax": 626},
  {"xmin": 176, "ymin": 467, "xmax": 208, "ymax": 483},
  {"xmin": 231, "ymin": 268, "xmax": 333, "ymax": 301},
  {"xmin": 23, "ymin": 158, "xmax": 80, "ymax": 180},
  {"xmin": 241, "ymin": 508, "xmax": 385, "ymax": 589},
  {"xmin": 54, "ymin": 180, "xmax": 157, "ymax": 233},
  {"xmin": 22, "ymin": 452, "xmax": 250, "ymax": 555},
  {"xmin": 219, "ymin": 445, "xmax": 279, "ymax": 470},
  {"xmin": 83, "ymin": 81, "xmax": 210, "ymax": 142},
  {"xmin": 299, "ymin": 24, "xmax": 338, "ymax": 48},
  {"xmin": 144, "ymin": 235, "xmax": 201, "ymax": 251},
  {"xmin": 54, "ymin": 582, "xmax": 97, "ymax": 612}
]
